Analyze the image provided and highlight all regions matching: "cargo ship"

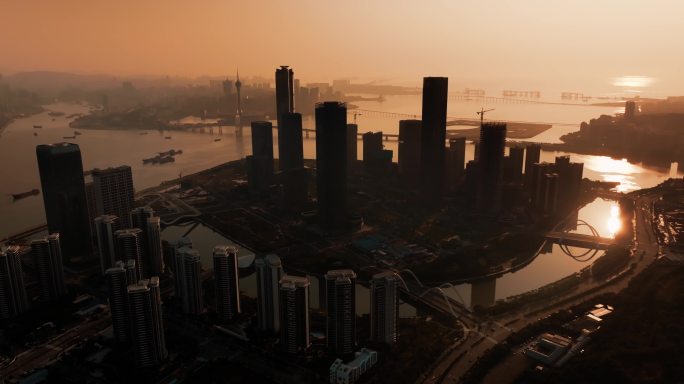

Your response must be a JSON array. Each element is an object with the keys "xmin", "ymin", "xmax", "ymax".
[{"xmin": 12, "ymin": 189, "xmax": 40, "ymax": 200}]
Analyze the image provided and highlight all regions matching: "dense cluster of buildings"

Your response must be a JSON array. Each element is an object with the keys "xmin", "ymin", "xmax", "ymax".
[{"xmin": 0, "ymin": 64, "xmax": 592, "ymax": 381}]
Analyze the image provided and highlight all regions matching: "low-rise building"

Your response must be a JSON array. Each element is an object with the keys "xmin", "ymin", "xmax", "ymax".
[
  {"xmin": 329, "ymin": 348, "xmax": 378, "ymax": 384},
  {"xmin": 525, "ymin": 333, "xmax": 571, "ymax": 365}
]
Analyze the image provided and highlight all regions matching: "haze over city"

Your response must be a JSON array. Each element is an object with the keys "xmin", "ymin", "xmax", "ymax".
[{"xmin": 2, "ymin": 0, "xmax": 684, "ymax": 95}]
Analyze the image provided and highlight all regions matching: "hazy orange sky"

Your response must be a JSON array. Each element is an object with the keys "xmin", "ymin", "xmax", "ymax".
[{"xmin": 1, "ymin": 0, "xmax": 683, "ymax": 94}]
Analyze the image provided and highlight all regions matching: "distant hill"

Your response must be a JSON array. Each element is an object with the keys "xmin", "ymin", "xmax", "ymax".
[{"xmin": 3, "ymin": 71, "xmax": 121, "ymax": 91}]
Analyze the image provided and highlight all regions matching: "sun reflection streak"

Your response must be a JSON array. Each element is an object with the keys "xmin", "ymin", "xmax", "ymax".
[{"xmin": 607, "ymin": 204, "xmax": 622, "ymax": 238}]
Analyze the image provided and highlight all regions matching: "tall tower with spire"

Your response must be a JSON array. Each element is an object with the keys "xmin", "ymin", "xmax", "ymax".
[{"xmin": 235, "ymin": 69, "xmax": 243, "ymax": 129}]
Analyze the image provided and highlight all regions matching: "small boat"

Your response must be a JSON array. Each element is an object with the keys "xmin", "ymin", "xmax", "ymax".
[
  {"xmin": 139, "ymin": 132, "xmax": 149, "ymax": 135},
  {"xmin": 214, "ymin": 138, "xmax": 222, "ymax": 142},
  {"xmin": 63, "ymin": 135, "xmax": 76, "ymax": 139},
  {"xmin": 74, "ymin": 131, "xmax": 82, "ymax": 135},
  {"xmin": 165, "ymin": 136, "xmax": 172, "ymax": 139},
  {"xmin": 12, "ymin": 189, "xmax": 40, "ymax": 200},
  {"xmin": 33, "ymin": 125, "xmax": 42, "ymax": 129}
]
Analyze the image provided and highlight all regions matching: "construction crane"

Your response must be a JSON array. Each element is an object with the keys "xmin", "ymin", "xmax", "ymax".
[
  {"xmin": 477, "ymin": 108, "xmax": 495, "ymax": 126},
  {"xmin": 353, "ymin": 112, "xmax": 362, "ymax": 124}
]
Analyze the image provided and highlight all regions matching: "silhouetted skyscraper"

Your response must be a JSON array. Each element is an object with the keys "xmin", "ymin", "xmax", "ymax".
[
  {"xmin": 213, "ymin": 245, "xmax": 241, "ymax": 321},
  {"xmin": 420, "ymin": 77, "xmax": 448, "ymax": 199},
  {"xmin": 524, "ymin": 143, "xmax": 541, "ymax": 189},
  {"xmin": 105, "ymin": 261, "xmax": 129, "ymax": 343},
  {"xmin": 279, "ymin": 275, "xmax": 310, "ymax": 354},
  {"xmin": 445, "ymin": 137, "xmax": 466, "ymax": 191},
  {"xmin": 130, "ymin": 207, "xmax": 163, "ymax": 277},
  {"xmin": 128, "ymin": 277, "xmax": 167, "ymax": 367},
  {"xmin": 530, "ymin": 162, "xmax": 555, "ymax": 208},
  {"xmin": 370, "ymin": 272, "xmax": 398, "ymax": 345},
  {"xmin": 362, "ymin": 132, "xmax": 384, "ymax": 171},
  {"xmin": 477, "ymin": 123, "xmax": 507, "ymax": 213},
  {"xmin": 36, "ymin": 143, "xmax": 92, "ymax": 263},
  {"xmin": 92, "ymin": 166, "xmax": 135, "ymax": 228},
  {"xmin": 256, "ymin": 254, "xmax": 283, "ymax": 332},
  {"xmin": 280, "ymin": 112, "xmax": 307, "ymax": 209},
  {"xmin": 505, "ymin": 146, "xmax": 524, "ymax": 182},
  {"xmin": 114, "ymin": 228, "xmax": 143, "ymax": 281},
  {"xmin": 247, "ymin": 121, "xmax": 274, "ymax": 193},
  {"xmin": 325, "ymin": 269, "xmax": 356, "ymax": 355},
  {"xmin": 276, "ymin": 66, "xmax": 295, "ymax": 169},
  {"xmin": 31, "ymin": 234, "xmax": 67, "ymax": 302},
  {"xmin": 125, "ymin": 259, "xmax": 137, "ymax": 287},
  {"xmin": 399, "ymin": 119, "xmax": 422, "ymax": 186},
  {"xmin": 0, "ymin": 246, "xmax": 29, "ymax": 319},
  {"xmin": 179, "ymin": 248, "xmax": 203, "ymax": 315},
  {"xmin": 169, "ymin": 238, "xmax": 192, "ymax": 299},
  {"xmin": 94, "ymin": 215, "xmax": 118, "ymax": 275},
  {"xmin": 280, "ymin": 112, "xmax": 304, "ymax": 171},
  {"xmin": 625, "ymin": 100, "xmax": 636, "ymax": 119},
  {"xmin": 346, "ymin": 124, "xmax": 358, "ymax": 171},
  {"xmin": 316, "ymin": 102, "xmax": 348, "ymax": 230}
]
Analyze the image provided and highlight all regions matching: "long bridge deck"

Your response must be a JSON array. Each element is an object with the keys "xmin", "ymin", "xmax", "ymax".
[{"xmin": 544, "ymin": 231, "xmax": 616, "ymax": 250}]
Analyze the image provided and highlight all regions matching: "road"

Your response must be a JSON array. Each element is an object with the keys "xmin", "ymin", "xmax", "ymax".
[
  {"xmin": 1, "ymin": 316, "xmax": 111, "ymax": 380},
  {"xmin": 421, "ymin": 192, "xmax": 661, "ymax": 384}
]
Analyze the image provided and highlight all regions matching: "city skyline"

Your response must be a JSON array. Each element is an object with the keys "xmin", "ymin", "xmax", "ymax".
[
  {"xmin": 2, "ymin": 1, "xmax": 684, "ymax": 96},
  {"xmin": 1, "ymin": 3, "xmax": 683, "ymax": 381}
]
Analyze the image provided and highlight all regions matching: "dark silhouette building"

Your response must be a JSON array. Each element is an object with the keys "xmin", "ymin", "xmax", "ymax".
[
  {"xmin": 0, "ymin": 246, "xmax": 29, "ymax": 319},
  {"xmin": 524, "ymin": 143, "xmax": 541, "ymax": 189},
  {"xmin": 280, "ymin": 113, "xmax": 307, "ymax": 209},
  {"xmin": 529, "ymin": 162, "xmax": 556, "ymax": 208},
  {"xmin": 370, "ymin": 272, "xmax": 398, "ymax": 345},
  {"xmin": 325, "ymin": 269, "xmax": 356, "ymax": 355},
  {"xmin": 464, "ymin": 160, "xmax": 480, "ymax": 205},
  {"xmin": 275, "ymin": 66, "xmax": 295, "ymax": 169},
  {"xmin": 477, "ymin": 123, "xmax": 507, "ymax": 213},
  {"xmin": 247, "ymin": 121, "xmax": 274, "ymax": 193},
  {"xmin": 179, "ymin": 248, "xmax": 203, "ymax": 315},
  {"xmin": 128, "ymin": 277, "xmax": 167, "ymax": 367},
  {"xmin": 505, "ymin": 146, "xmax": 525, "ymax": 182},
  {"xmin": 130, "ymin": 207, "xmax": 164, "ymax": 278},
  {"xmin": 213, "ymin": 245, "xmax": 241, "ymax": 321},
  {"xmin": 346, "ymin": 124, "xmax": 358, "ymax": 171},
  {"xmin": 445, "ymin": 137, "xmax": 466, "ymax": 191},
  {"xmin": 553, "ymin": 156, "xmax": 584, "ymax": 209},
  {"xmin": 315, "ymin": 102, "xmax": 348, "ymax": 230},
  {"xmin": 105, "ymin": 261, "xmax": 129, "ymax": 343},
  {"xmin": 280, "ymin": 112, "xmax": 304, "ymax": 171},
  {"xmin": 94, "ymin": 215, "xmax": 118, "ymax": 275},
  {"xmin": 114, "ymin": 228, "xmax": 143, "ymax": 281},
  {"xmin": 625, "ymin": 100, "xmax": 636, "ymax": 119},
  {"xmin": 279, "ymin": 275, "xmax": 311, "ymax": 354},
  {"xmin": 91, "ymin": 166, "xmax": 135, "ymax": 228},
  {"xmin": 36, "ymin": 143, "xmax": 92, "ymax": 263},
  {"xmin": 420, "ymin": 77, "xmax": 448, "ymax": 199},
  {"xmin": 398, "ymin": 119, "xmax": 422, "ymax": 186},
  {"xmin": 256, "ymin": 254, "xmax": 283, "ymax": 332},
  {"xmin": 363, "ymin": 132, "xmax": 390, "ymax": 171},
  {"xmin": 31, "ymin": 234, "xmax": 67, "ymax": 302}
]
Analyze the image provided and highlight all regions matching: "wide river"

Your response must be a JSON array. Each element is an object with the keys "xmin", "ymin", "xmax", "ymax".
[{"xmin": 0, "ymin": 98, "xmax": 679, "ymax": 309}]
